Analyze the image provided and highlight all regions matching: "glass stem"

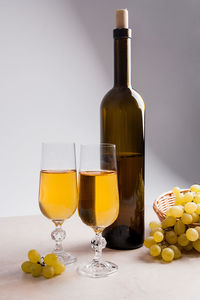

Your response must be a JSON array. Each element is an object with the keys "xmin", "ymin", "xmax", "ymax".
[
  {"xmin": 51, "ymin": 223, "xmax": 66, "ymax": 254},
  {"xmin": 55, "ymin": 236, "xmax": 63, "ymax": 252},
  {"xmin": 94, "ymin": 233, "xmax": 102, "ymax": 261},
  {"xmin": 91, "ymin": 231, "xmax": 106, "ymax": 263}
]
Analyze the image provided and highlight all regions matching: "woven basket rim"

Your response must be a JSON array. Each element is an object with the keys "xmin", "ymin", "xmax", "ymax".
[
  {"xmin": 156, "ymin": 188, "xmax": 189, "ymax": 200},
  {"xmin": 153, "ymin": 188, "xmax": 190, "ymax": 222}
]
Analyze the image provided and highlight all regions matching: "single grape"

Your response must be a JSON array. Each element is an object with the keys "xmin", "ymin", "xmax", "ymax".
[
  {"xmin": 31, "ymin": 263, "xmax": 42, "ymax": 277},
  {"xmin": 149, "ymin": 245, "xmax": 161, "ymax": 257},
  {"xmin": 53, "ymin": 261, "xmax": 65, "ymax": 275},
  {"xmin": 191, "ymin": 212, "xmax": 199, "ymax": 223},
  {"xmin": 181, "ymin": 213, "xmax": 193, "ymax": 225},
  {"xmin": 42, "ymin": 265, "xmax": 55, "ymax": 279},
  {"xmin": 173, "ymin": 187, "xmax": 180, "ymax": 196},
  {"xmin": 195, "ymin": 226, "xmax": 200, "ymax": 237},
  {"xmin": 21, "ymin": 261, "xmax": 33, "ymax": 273},
  {"xmin": 190, "ymin": 184, "xmax": 200, "ymax": 193},
  {"xmin": 174, "ymin": 220, "xmax": 185, "ymax": 235},
  {"xmin": 153, "ymin": 231, "xmax": 164, "ymax": 243},
  {"xmin": 177, "ymin": 233, "xmax": 189, "ymax": 247},
  {"xmin": 175, "ymin": 194, "xmax": 184, "ymax": 206},
  {"xmin": 170, "ymin": 206, "xmax": 183, "ymax": 218},
  {"xmin": 184, "ymin": 202, "xmax": 197, "ymax": 214},
  {"xmin": 183, "ymin": 242, "xmax": 193, "ymax": 251},
  {"xmin": 174, "ymin": 199, "xmax": 180, "ymax": 206},
  {"xmin": 194, "ymin": 194, "xmax": 200, "ymax": 204},
  {"xmin": 193, "ymin": 240, "xmax": 200, "ymax": 252},
  {"xmin": 44, "ymin": 253, "xmax": 58, "ymax": 266},
  {"xmin": 28, "ymin": 250, "xmax": 41, "ymax": 263},
  {"xmin": 161, "ymin": 219, "xmax": 168, "ymax": 229},
  {"xmin": 150, "ymin": 227, "xmax": 164, "ymax": 236},
  {"xmin": 183, "ymin": 192, "xmax": 194, "ymax": 203},
  {"xmin": 195, "ymin": 204, "xmax": 200, "ymax": 214},
  {"xmin": 166, "ymin": 208, "xmax": 173, "ymax": 217},
  {"xmin": 165, "ymin": 216, "xmax": 176, "ymax": 227},
  {"xmin": 186, "ymin": 228, "xmax": 199, "ymax": 241},
  {"xmin": 161, "ymin": 248, "xmax": 174, "ymax": 262},
  {"xmin": 149, "ymin": 221, "xmax": 161, "ymax": 230},
  {"xmin": 169, "ymin": 245, "xmax": 181, "ymax": 259},
  {"xmin": 144, "ymin": 236, "xmax": 156, "ymax": 248},
  {"xmin": 165, "ymin": 231, "xmax": 177, "ymax": 244}
]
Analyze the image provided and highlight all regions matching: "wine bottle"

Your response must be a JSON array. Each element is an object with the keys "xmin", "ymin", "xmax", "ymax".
[{"xmin": 100, "ymin": 9, "xmax": 145, "ymax": 250}]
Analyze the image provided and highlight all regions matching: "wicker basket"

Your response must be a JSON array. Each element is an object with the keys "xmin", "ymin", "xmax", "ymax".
[{"xmin": 153, "ymin": 189, "xmax": 189, "ymax": 222}]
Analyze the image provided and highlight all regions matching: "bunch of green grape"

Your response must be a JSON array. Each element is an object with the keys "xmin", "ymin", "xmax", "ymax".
[
  {"xmin": 21, "ymin": 250, "xmax": 65, "ymax": 278},
  {"xmin": 144, "ymin": 184, "xmax": 200, "ymax": 262}
]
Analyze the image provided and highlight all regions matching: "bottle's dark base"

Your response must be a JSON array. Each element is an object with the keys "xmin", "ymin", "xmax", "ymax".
[{"xmin": 103, "ymin": 225, "xmax": 144, "ymax": 251}]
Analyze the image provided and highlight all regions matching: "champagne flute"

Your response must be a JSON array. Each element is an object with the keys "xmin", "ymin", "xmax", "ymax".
[
  {"xmin": 39, "ymin": 143, "xmax": 77, "ymax": 265},
  {"xmin": 78, "ymin": 143, "xmax": 119, "ymax": 277}
]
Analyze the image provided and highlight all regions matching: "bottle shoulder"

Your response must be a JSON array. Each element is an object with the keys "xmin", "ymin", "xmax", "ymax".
[{"xmin": 101, "ymin": 87, "xmax": 145, "ymax": 111}]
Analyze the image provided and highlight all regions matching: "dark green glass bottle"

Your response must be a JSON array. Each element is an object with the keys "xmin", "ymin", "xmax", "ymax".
[{"xmin": 100, "ymin": 10, "xmax": 145, "ymax": 250}]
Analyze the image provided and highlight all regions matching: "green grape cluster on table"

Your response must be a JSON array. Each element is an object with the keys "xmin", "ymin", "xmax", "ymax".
[
  {"xmin": 145, "ymin": 184, "xmax": 200, "ymax": 262},
  {"xmin": 21, "ymin": 250, "xmax": 65, "ymax": 278}
]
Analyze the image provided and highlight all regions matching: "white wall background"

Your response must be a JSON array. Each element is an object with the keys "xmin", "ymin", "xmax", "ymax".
[{"xmin": 0, "ymin": 0, "xmax": 199, "ymax": 217}]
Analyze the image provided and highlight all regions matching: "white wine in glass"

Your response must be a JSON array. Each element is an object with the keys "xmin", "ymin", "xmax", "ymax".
[
  {"xmin": 39, "ymin": 143, "xmax": 77, "ymax": 265},
  {"xmin": 78, "ymin": 144, "xmax": 119, "ymax": 278}
]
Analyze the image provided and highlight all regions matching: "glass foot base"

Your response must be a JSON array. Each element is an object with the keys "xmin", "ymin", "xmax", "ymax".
[
  {"xmin": 78, "ymin": 260, "xmax": 118, "ymax": 278},
  {"xmin": 53, "ymin": 251, "xmax": 77, "ymax": 265}
]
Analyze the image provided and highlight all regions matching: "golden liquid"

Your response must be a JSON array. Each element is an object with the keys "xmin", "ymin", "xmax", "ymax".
[
  {"xmin": 78, "ymin": 171, "xmax": 119, "ymax": 229},
  {"xmin": 39, "ymin": 170, "xmax": 77, "ymax": 221}
]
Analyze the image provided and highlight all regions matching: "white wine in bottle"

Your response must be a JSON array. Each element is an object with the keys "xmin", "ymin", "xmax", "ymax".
[{"xmin": 100, "ymin": 9, "xmax": 145, "ymax": 250}]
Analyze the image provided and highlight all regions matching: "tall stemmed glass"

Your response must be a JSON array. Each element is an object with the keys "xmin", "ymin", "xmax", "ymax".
[
  {"xmin": 78, "ymin": 143, "xmax": 119, "ymax": 278},
  {"xmin": 39, "ymin": 143, "xmax": 77, "ymax": 265}
]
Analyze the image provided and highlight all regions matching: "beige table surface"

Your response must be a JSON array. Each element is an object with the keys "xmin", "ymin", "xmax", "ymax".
[{"xmin": 0, "ymin": 206, "xmax": 199, "ymax": 300}]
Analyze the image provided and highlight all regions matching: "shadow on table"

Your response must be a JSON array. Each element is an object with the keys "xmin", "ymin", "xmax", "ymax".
[
  {"xmin": 137, "ymin": 252, "xmax": 162, "ymax": 264},
  {"xmin": 69, "ymin": 242, "xmax": 91, "ymax": 257},
  {"xmin": 69, "ymin": 242, "xmax": 123, "ymax": 258}
]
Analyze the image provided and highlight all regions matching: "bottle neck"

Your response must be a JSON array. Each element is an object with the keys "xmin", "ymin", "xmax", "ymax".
[{"xmin": 114, "ymin": 37, "xmax": 132, "ymax": 88}]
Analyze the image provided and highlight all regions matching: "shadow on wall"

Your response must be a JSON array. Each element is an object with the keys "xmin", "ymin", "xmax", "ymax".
[{"xmin": 70, "ymin": 0, "xmax": 200, "ymax": 183}]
